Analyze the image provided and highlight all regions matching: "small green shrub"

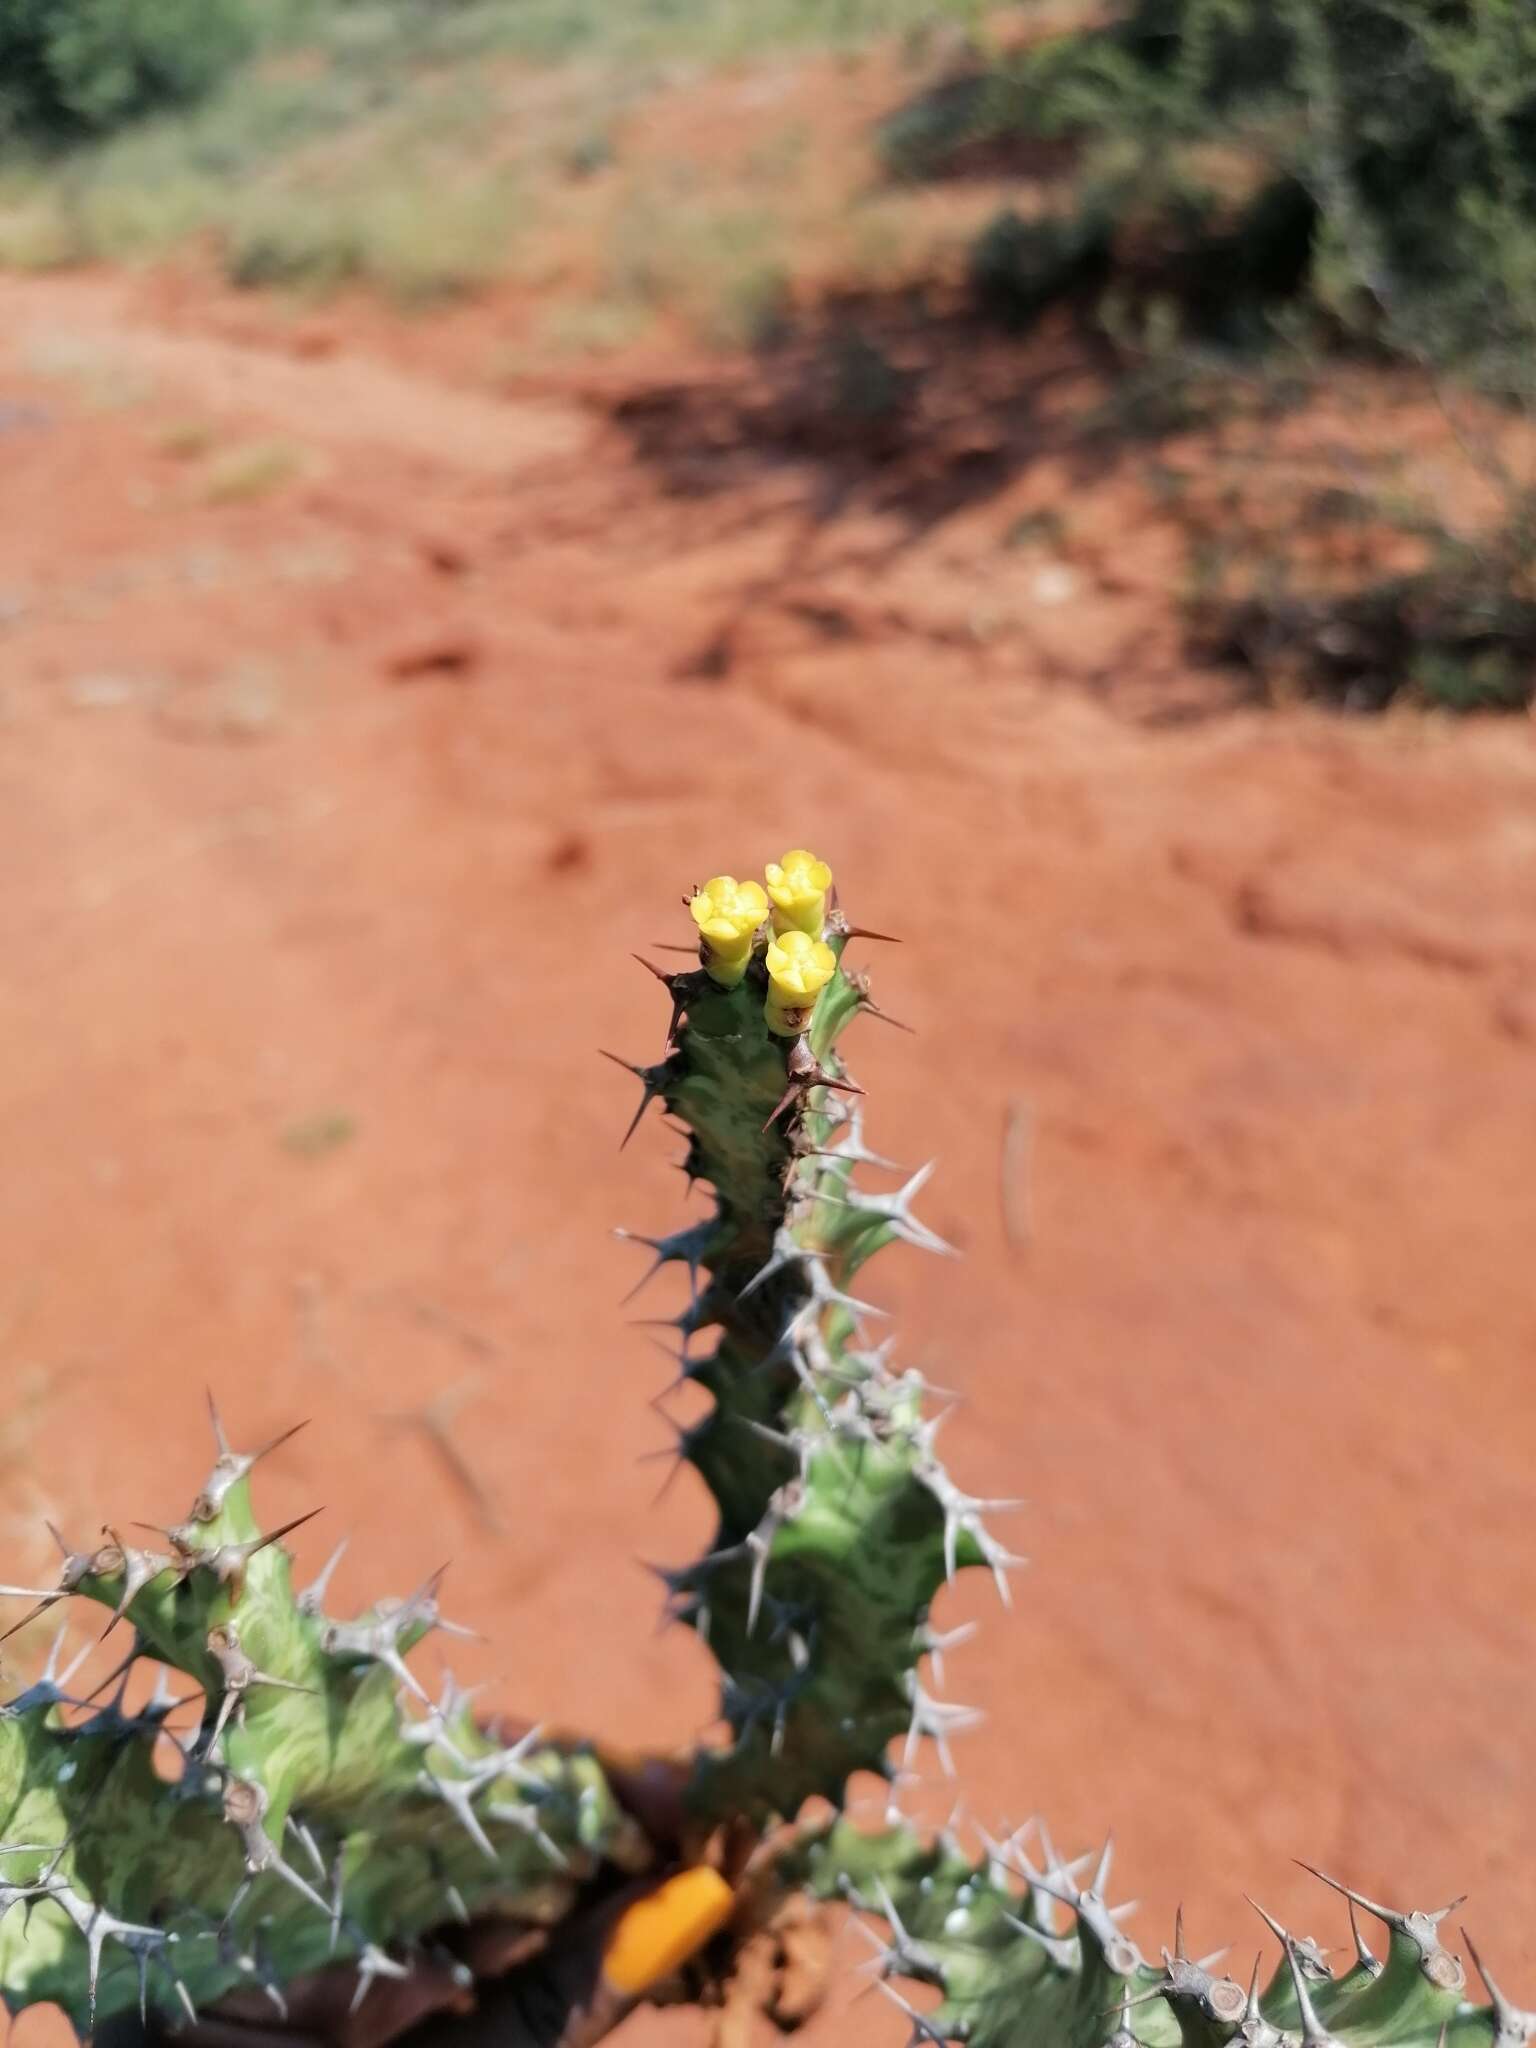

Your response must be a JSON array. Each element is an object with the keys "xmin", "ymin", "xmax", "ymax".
[
  {"xmin": 0, "ymin": 0, "xmax": 254, "ymax": 140},
  {"xmin": 887, "ymin": 0, "xmax": 1536, "ymax": 712}
]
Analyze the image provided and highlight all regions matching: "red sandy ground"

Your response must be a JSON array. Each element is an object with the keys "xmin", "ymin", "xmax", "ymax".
[{"xmin": 0, "ymin": 252, "xmax": 1533, "ymax": 2047}]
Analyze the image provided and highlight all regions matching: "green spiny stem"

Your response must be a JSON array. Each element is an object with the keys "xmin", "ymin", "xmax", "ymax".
[
  {"xmin": 785, "ymin": 1806, "xmax": 1508, "ymax": 2048},
  {"xmin": 618, "ymin": 924, "xmax": 1013, "ymax": 1833},
  {"xmin": 0, "ymin": 1405, "xmax": 648, "ymax": 2035},
  {"xmin": 622, "ymin": 855, "xmax": 1527, "ymax": 2048}
]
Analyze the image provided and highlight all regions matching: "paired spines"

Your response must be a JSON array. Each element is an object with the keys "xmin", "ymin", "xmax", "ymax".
[
  {"xmin": 0, "ymin": 1402, "xmax": 647, "ymax": 2034},
  {"xmin": 792, "ymin": 1811, "xmax": 1524, "ymax": 2048}
]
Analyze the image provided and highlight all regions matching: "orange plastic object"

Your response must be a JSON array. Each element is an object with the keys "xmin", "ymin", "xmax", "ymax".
[{"xmin": 602, "ymin": 1866, "xmax": 736, "ymax": 1997}]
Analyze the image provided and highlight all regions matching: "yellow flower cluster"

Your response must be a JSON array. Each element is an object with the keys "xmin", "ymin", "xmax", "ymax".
[{"xmin": 688, "ymin": 848, "xmax": 836, "ymax": 1031}]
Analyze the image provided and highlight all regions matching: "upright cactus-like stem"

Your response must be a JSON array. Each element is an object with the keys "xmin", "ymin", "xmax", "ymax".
[
  {"xmin": 615, "ymin": 849, "xmax": 1017, "ymax": 1834},
  {"xmin": 618, "ymin": 849, "xmax": 1529, "ymax": 2048},
  {"xmin": 0, "ymin": 1403, "xmax": 649, "ymax": 2036}
]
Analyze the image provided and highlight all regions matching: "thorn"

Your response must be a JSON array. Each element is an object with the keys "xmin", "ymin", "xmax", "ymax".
[
  {"xmin": 763, "ymin": 1054, "xmax": 865, "ymax": 1132},
  {"xmin": 870, "ymin": 1977, "xmax": 947, "ymax": 2045},
  {"xmin": 816, "ymin": 1160, "xmax": 956, "ymax": 1257},
  {"xmin": 296, "ymin": 1539, "xmax": 349, "ymax": 1617},
  {"xmin": 1004, "ymin": 1911, "xmax": 1077, "ymax": 1971},
  {"xmin": 1294, "ymin": 1862, "xmax": 1465, "ymax": 1988},
  {"xmin": 802, "ymin": 1098, "xmax": 903, "ymax": 1173},
  {"xmin": 901, "ymin": 1676, "xmax": 983, "ymax": 1776},
  {"xmin": 614, "ymin": 1219, "xmax": 715, "ymax": 1306},
  {"xmin": 1295, "ymin": 1859, "xmax": 1466, "ymax": 1929},
  {"xmin": 286, "ymin": 1817, "xmax": 328, "ymax": 1883},
  {"xmin": 418, "ymin": 1768, "xmax": 497, "ymax": 1862},
  {"xmin": 599, "ymin": 1049, "xmax": 671, "ymax": 1150},
  {"xmin": 854, "ymin": 986, "xmax": 915, "ymax": 1033},
  {"xmin": 348, "ymin": 1944, "xmax": 409, "ymax": 2016},
  {"xmin": 1107, "ymin": 1985, "xmax": 1138, "ymax": 2045},
  {"xmin": 916, "ymin": 1619, "xmax": 977, "ymax": 1687},
  {"xmin": 1461, "ymin": 1926, "xmax": 1536, "ymax": 2042},
  {"xmin": 630, "ymin": 956, "xmax": 693, "ymax": 1045},
  {"xmin": 194, "ymin": 1508, "xmax": 326, "ymax": 1595},
  {"xmin": 94, "ymin": 1532, "xmax": 172, "ymax": 1637},
  {"xmin": 223, "ymin": 1779, "xmax": 338, "ymax": 1928},
  {"xmin": 0, "ymin": 1526, "xmax": 95, "ymax": 1642},
  {"xmin": 1280, "ymin": 1932, "xmax": 1342, "ymax": 2046},
  {"xmin": 191, "ymin": 1408, "xmax": 310, "ymax": 1522},
  {"xmin": 1245, "ymin": 1953, "xmax": 1263, "ymax": 2020},
  {"xmin": 1347, "ymin": 1896, "xmax": 1381, "ymax": 1978}
]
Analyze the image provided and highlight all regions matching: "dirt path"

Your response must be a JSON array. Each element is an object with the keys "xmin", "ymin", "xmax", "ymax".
[{"xmin": 1, "ymin": 268, "xmax": 1533, "ymax": 2044}]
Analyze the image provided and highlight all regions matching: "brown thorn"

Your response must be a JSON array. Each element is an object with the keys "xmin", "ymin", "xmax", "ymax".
[
  {"xmin": 252, "ymin": 1418, "xmax": 311, "ymax": 1466},
  {"xmin": 762, "ymin": 1084, "xmax": 801, "ymax": 1131},
  {"xmin": 859, "ymin": 1000, "xmax": 915, "ymax": 1034},
  {"xmin": 78, "ymin": 1639, "xmax": 142, "ymax": 1707},
  {"xmin": 248, "ymin": 1506, "xmax": 326, "ymax": 1558},
  {"xmin": 0, "ymin": 1597, "xmax": 58, "ymax": 1645},
  {"xmin": 599, "ymin": 1049, "xmax": 645, "ymax": 1078},
  {"xmin": 206, "ymin": 1388, "xmax": 231, "ymax": 1457},
  {"xmin": 600, "ymin": 1050, "xmax": 664, "ymax": 1150},
  {"xmin": 631, "ymin": 954, "xmax": 676, "ymax": 985}
]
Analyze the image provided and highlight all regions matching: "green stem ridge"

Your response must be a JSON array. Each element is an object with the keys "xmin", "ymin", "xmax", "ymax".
[
  {"xmin": 617, "ymin": 927, "xmax": 1011, "ymax": 1833},
  {"xmin": 0, "ymin": 1402, "xmax": 647, "ymax": 2034}
]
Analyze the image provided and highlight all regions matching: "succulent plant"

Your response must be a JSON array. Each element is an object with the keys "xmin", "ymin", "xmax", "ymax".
[
  {"xmin": 0, "ymin": 1406, "xmax": 650, "ymax": 2036},
  {"xmin": 0, "ymin": 849, "xmax": 1525, "ymax": 2048}
]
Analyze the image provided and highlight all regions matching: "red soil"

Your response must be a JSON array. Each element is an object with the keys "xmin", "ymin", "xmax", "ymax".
[{"xmin": 1, "ymin": 259, "xmax": 1533, "ymax": 2046}]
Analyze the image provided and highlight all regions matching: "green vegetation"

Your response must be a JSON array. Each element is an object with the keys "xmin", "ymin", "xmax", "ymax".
[
  {"xmin": 0, "ymin": 0, "xmax": 253, "ymax": 141},
  {"xmin": 0, "ymin": 0, "xmax": 983, "ymax": 309},
  {"xmin": 881, "ymin": 0, "xmax": 1536, "ymax": 709},
  {"xmin": 2, "ymin": 0, "xmax": 1533, "ymax": 708}
]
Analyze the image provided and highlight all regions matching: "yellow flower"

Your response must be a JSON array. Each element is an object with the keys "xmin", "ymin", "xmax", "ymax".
[
  {"xmin": 764, "ymin": 847, "xmax": 833, "ymax": 937},
  {"xmin": 603, "ymin": 1867, "xmax": 735, "ymax": 1997},
  {"xmin": 689, "ymin": 874, "xmax": 768, "ymax": 986},
  {"xmin": 764, "ymin": 927, "xmax": 837, "ymax": 1036}
]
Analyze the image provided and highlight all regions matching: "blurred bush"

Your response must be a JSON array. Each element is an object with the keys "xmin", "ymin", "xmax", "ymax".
[
  {"xmin": 891, "ymin": 0, "xmax": 1536, "ymax": 387},
  {"xmin": 0, "ymin": 0, "xmax": 253, "ymax": 140},
  {"xmin": 886, "ymin": 0, "xmax": 1536, "ymax": 709}
]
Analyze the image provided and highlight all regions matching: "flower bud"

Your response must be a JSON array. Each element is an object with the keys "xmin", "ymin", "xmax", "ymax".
[
  {"xmin": 764, "ymin": 928, "xmax": 837, "ymax": 1036},
  {"xmin": 764, "ymin": 848, "xmax": 832, "ymax": 937},
  {"xmin": 689, "ymin": 875, "xmax": 768, "ymax": 986}
]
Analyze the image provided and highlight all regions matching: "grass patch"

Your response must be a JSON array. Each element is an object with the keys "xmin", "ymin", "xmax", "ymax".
[
  {"xmin": 280, "ymin": 1110, "xmax": 357, "ymax": 1159},
  {"xmin": 223, "ymin": 171, "xmax": 524, "ymax": 305},
  {"xmin": 273, "ymin": 0, "xmax": 988, "ymax": 70},
  {"xmin": 200, "ymin": 439, "xmax": 306, "ymax": 504},
  {"xmin": 0, "ymin": 0, "xmax": 988, "ymax": 301}
]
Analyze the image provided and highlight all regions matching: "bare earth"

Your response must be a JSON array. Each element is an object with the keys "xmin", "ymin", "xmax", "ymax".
[{"xmin": 1, "ymin": 260, "xmax": 1533, "ymax": 2046}]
